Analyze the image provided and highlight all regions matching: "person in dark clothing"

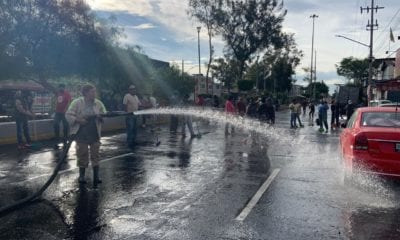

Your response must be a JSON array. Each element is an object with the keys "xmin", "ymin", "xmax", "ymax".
[
  {"xmin": 257, "ymin": 97, "xmax": 267, "ymax": 121},
  {"xmin": 213, "ymin": 95, "xmax": 220, "ymax": 108},
  {"xmin": 236, "ymin": 97, "xmax": 246, "ymax": 116},
  {"xmin": 308, "ymin": 101, "xmax": 315, "ymax": 125},
  {"xmin": 169, "ymin": 92, "xmax": 180, "ymax": 133},
  {"xmin": 345, "ymin": 100, "xmax": 355, "ymax": 124},
  {"xmin": 330, "ymin": 100, "xmax": 340, "ymax": 129},
  {"xmin": 265, "ymin": 98, "xmax": 275, "ymax": 124},
  {"xmin": 246, "ymin": 97, "xmax": 258, "ymax": 118},
  {"xmin": 14, "ymin": 91, "xmax": 34, "ymax": 149},
  {"xmin": 302, "ymin": 100, "xmax": 307, "ymax": 115}
]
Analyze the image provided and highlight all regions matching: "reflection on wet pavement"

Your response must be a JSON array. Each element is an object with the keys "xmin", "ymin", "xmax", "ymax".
[{"xmin": 1, "ymin": 111, "xmax": 400, "ymax": 239}]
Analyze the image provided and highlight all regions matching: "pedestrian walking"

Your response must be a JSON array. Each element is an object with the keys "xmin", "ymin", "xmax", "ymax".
[
  {"xmin": 289, "ymin": 99, "xmax": 297, "ymax": 129},
  {"xmin": 123, "ymin": 85, "xmax": 140, "ymax": 148},
  {"xmin": 66, "ymin": 84, "xmax": 106, "ymax": 184},
  {"xmin": 14, "ymin": 91, "xmax": 34, "ymax": 149},
  {"xmin": 318, "ymin": 100, "xmax": 329, "ymax": 133},
  {"xmin": 294, "ymin": 100, "xmax": 304, "ymax": 127},
  {"xmin": 308, "ymin": 101, "xmax": 315, "ymax": 125}
]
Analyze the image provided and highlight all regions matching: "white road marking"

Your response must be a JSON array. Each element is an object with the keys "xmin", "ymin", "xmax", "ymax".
[
  {"xmin": 235, "ymin": 168, "xmax": 280, "ymax": 221},
  {"xmin": 14, "ymin": 153, "xmax": 135, "ymax": 184}
]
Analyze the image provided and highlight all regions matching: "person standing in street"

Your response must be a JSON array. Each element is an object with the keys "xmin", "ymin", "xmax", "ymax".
[
  {"xmin": 39, "ymin": 82, "xmax": 72, "ymax": 146},
  {"xmin": 330, "ymin": 100, "xmax": 339, "ymax": 130},
  {"xmin": 225, "ymin": 96, "xmax": 236, "ymax": 134},
  {"xmin": 54, "ymin": 84, "xmax": 72, "ymax": 146},
  {"xmin": 236, "ymin": 97, "xmax": 246, "ymax": 117},
  {"xmin": 345, "ymin": 100, "xmax": 355, "ymax": 125},
  {"xmin": 308, "ymin": 101, "xmax": 315, "ymax": 126},
  {"xmin": 123, "ymin": 85, "xmax": 140, "ymax": 148},
  {"xmin": 169, "ymin": 92, "xmax": 180, "ymax": 133},
  {"xmin": 294, "ymin": 100, "xmax": 304, "ymax": 127},
  {"xmin": 66, "ymin": 84, "xmax": 106, "ymax": 184},
  {"xmin": 318, "ymin": 100, "xmax": 329, "ymax": 133},
  {"xmin": 14, "ymin": 91, "xmax": 34, "ymax": 149},
  {"xmin": 289, "ymin": 99, "xmax": 297, "ymax": 129},
  {"xmin": 181, "ymin": 94, "xmax": 196, "ymax": 138}
]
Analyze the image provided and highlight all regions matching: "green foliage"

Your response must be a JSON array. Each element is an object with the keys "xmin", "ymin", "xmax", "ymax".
[
  {"xmin": 213, "ymin": 0, "xmax": 287, "ymax": 80},
  {"xmin": 0, "ymin": 0, "xmax": 119, "ymax": 81},
  {"xmin": 335, "ymin": 57, "xmax": 369, "ymax": 86},
  {"xmin": 237, "ymin": 80, "xmax": 255, "ymax": 92},
  {"xmin": 152, "ymin": 66, "xmax": 195, "ymax": 103},
  {"xmin": 304, "ymin": 81, "xmax": 329, "ymax": 99}
]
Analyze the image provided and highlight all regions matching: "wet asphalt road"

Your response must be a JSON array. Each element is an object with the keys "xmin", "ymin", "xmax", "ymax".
[{"xmin": 1, "ymin": 110, "xmax": 400, "ymax": 240}]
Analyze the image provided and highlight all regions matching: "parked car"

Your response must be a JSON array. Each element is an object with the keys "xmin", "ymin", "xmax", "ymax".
[
  {"xmin": 378, "ymin": 102, "xmax": 400, "ymax": 107},
  {"xmin": 340, "ymin": 107, "xmax": 400, "ymax": 179},
  {"xmin": 369, "ymin": 99, "xmax": 392, "ymax": 107}
]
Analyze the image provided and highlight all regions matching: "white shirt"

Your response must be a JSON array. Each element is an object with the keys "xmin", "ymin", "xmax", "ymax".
[
  {"xmin": 149, "ymin": 96, "xmax": 157, "ymax": 107},
  {"xmin": 123, "ymin": 93, "xmax": 140, "ymax": 112}
]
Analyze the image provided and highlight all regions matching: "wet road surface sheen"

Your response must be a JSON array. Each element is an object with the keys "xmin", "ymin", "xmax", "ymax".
[{"xmin": 1, "ymin": 111, "xmax": 400, "ymax": 239}]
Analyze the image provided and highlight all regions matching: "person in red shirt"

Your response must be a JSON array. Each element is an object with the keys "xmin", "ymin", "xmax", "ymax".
[
  {"xmin": 54, "ymin": 84, "xmax": 72, "ymax": 145},
  {"xmin": 224, "ymin": 96, "xmax": 236, "ymax": 134},
  {"xmin": 196, "ymin": 95, "xmax": 205, "ymax": 107}
]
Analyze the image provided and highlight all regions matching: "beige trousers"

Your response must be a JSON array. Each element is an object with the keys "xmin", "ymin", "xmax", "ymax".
[{"xmin": 76, "ymin": 142, "xmax": 101, "ymax": 168}]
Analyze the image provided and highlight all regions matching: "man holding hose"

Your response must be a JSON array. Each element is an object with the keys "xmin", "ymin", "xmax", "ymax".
[{"xmin": 66, "ymin": 84, "xmax": 106, "ymax": 184}]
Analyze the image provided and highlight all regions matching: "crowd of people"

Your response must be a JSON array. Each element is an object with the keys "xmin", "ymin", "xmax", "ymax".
[
  {"xmin": 288, "ymin": 98, "xmax": 356, "ymax": 133},
  {"xmin": 11, "ymin": 83, "xmax": 359, "ymax": 183}
]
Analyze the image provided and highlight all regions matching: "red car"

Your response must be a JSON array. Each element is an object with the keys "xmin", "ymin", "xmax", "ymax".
[{"xmin": 340, "ymin": 107, "xmax": 400, "ymax": 178}]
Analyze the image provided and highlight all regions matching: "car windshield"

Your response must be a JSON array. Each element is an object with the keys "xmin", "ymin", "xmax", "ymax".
[{"xmin": 361, "ymin": 112, "xmax": 400, "ymax": 128}]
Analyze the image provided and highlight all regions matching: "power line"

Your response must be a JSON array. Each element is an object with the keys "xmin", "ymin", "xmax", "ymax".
[
  {"xmin": 373, "ymin": 8, "xmax": 400, "ymax": 54},
  {"xmin": 361, "ymin": 0, "xmax": 383, "ymax": 102}
]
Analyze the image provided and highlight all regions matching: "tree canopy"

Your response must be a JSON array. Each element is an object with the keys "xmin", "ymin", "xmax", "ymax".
[{"xmin": 335, "ymin": 57, "xmax": 369, "ymax": 86}]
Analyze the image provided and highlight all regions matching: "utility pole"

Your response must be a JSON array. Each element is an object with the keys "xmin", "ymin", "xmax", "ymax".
[
  {"xmin": 313, "ymin": 50, "xmax": 317, "ymax": 100},
  {"xmin": 310, "ymin": 14, "xmax": 318, "ymax": 100},
  {"xmin": 197, "ymin": 26, "xmax": 201, "ymax": 75},
  {"xmin": 361, "ymin": 0, "xmax": 383, "ymax": 103}
]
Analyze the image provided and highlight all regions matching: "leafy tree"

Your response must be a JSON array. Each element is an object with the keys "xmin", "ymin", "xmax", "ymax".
[
  {"xmin": 187, "ymin": 0, "xmax": 218, "ymax": 90},
  {"xmin": 213, "ymin": 0, "xmax": 286, "ymax": 80},
  {"xmin": 210, "ymin": 57, "xmax": 241, "ymax": 93},
  {"xmin": 335, "ymin": 57, "xmax": 369, "ymax": 86},
  {"xmin": 0, "ymin": 0, "xmax": 119, "ymax": 83},
  {"xmin": 152, "ymin": 66, "xmax": 195, "ymax": 103},
  {"xmin": 237, "ymin": 80, "xmax": 255, "ymax": 92},
  {"xmin": 304, "ymin": 81, "xmax": 329, "ymax": 99}
]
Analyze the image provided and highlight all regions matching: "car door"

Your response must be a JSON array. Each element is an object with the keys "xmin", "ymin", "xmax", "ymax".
[{"xmin": 341, "ymin": 110, "xmax": 359, "ymax": 159}]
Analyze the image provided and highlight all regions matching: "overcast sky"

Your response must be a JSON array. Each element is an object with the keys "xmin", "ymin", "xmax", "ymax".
[{"xmin": 87, "ymin": 0, "xmax": 400, "ymax": 92}]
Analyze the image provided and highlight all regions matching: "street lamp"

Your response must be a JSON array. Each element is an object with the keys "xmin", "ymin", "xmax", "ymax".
[
  {"xmin": 197, "ymin": 26, "xmax": 201, "ymax": 75},
  {"xmin": 335, "ymin": 34, "xmax": 371, "ymax": 101},
  {"xmin": 310, "ymin": 14, "xmax": 318, "ymax": 100}
]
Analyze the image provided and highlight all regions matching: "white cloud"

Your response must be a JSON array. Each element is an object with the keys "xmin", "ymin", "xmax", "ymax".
[
  {"xmin": 88, "ymin": 0, "xmax": 153, "ymax": 16},
  {"xmin": 88, "ymin": 0, "xmax": 400, "ymax": 79},
  {"xmin": 131, "ymin": 23, "xmax": 157, "ymax": 29}
]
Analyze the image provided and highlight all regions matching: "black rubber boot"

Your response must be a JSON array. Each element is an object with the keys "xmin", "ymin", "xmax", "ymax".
[
  {"xmin": 93, "ymin": 166, "xmax": 102, "ymax": 184},
  {"xmin": 78, "ymin": 168, "xmax": 86, "ymax": 183}
]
